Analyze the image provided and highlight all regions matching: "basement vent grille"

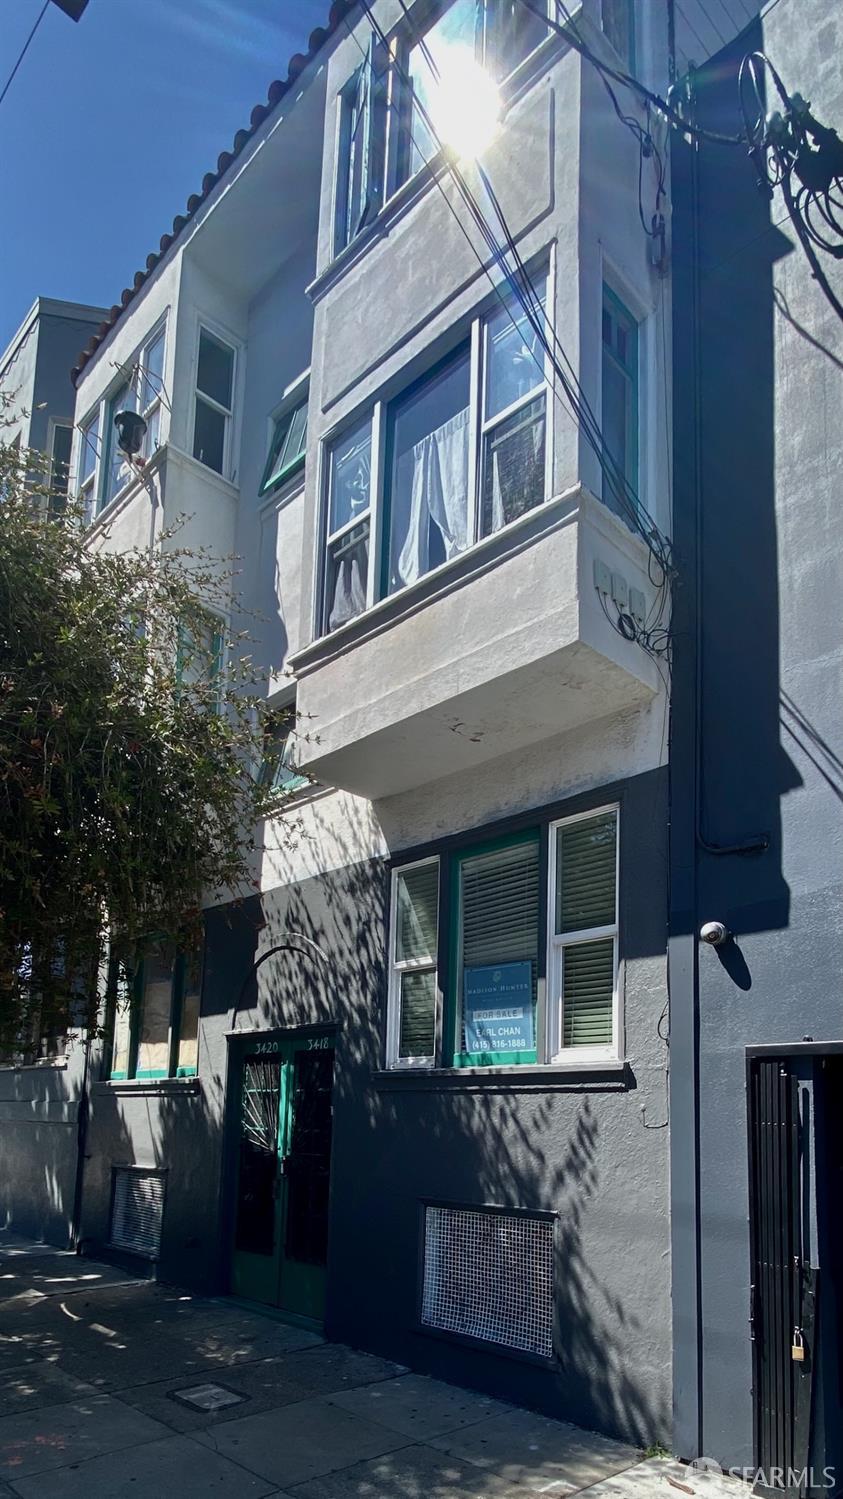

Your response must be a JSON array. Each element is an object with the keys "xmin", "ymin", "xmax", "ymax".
[
  {"xmin": 110, "ymin": 1168, "xmax": 166, "ymax": 1258},
  {"xmin": 421, "ymin": 1203, "xmax": 554, "ymax": 1359}
]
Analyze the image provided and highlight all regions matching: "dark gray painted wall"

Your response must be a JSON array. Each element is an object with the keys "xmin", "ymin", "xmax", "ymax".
[
  {"xmin": 669, "ymin": 0, "xmax": 843, "ymax": 1467},
  {"xmin": 0, "ymin": 1045, "xmax": 87, "ymax": 1246},
  {"xmin": 81, "ymin": 766, "xmax": 672, "ymax": 1446}
]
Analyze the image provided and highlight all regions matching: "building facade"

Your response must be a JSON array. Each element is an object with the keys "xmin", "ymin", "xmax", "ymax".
[{"xmin": 16, "ymin": 0, "xmax": 837, "ymax": 1470}]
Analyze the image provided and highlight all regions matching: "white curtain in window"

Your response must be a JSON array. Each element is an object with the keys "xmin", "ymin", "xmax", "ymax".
[
  {"xmin": 328, "ymin": 540, "xmax": 368, "ymax": 630},
  {"xmin": 396, "ymin": 407, "xmax": 469, "ymax": 588}
]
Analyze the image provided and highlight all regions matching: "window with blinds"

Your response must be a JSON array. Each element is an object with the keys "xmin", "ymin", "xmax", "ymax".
[
  {"xmin": 455, "ymin": 834, "xmax": 540, "ymax": 1066},
  {"xmin": 385, "ymin": 807, "xmax": 620, "ymax": 1070},
  {"xmin": 388, "ymin": 860, "xmax": 439, "ymax": 1066},
  {"xmin": 549, "ymin": 809, "xmax": 618, "ymax": 1055}
]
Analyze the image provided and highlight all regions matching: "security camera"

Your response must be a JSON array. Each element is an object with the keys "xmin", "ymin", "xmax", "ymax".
[{"xmin": 700, "ymin": 920, "xmax": 730, "ymax": 947}]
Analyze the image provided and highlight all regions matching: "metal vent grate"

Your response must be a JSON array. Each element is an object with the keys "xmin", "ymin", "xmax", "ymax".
[
  {"xmin": 421, "ymin": 1204, "xmax": 554, "ymax": 1358},
  {"xmin": 110, "ymin": 1168, "xmax": 166, "ymax": 1258}
]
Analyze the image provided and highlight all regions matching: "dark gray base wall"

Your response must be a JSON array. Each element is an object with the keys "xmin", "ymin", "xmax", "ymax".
[
  {"xmin": 0, "ymin": 1055, "xmax": 85, "ymax": 1248},
  {"xmin": 79, "ymin": 1080, "xmax": 226, "ymax": 1294},
  {"xmin": 325, "ymin": 1068, "xmax": 672, "ymax": 1446},
  {"xmin": 78, "ymin": 765, "xmax": 672, "ymax": 1445}
]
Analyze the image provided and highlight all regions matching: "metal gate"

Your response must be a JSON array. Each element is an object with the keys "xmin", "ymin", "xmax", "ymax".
[{"xmin": 747, "ymin": 1057, "xmax": 817, "ymax": 1496}]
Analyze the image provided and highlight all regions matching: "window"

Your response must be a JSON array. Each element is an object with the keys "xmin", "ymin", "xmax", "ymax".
[
  {"xmin": 260, "ymin": 699, "xmax": 310, "ymax": 797},
  {"xmin": 548, "ymin": 809, "xmax": 618, "ymax": 1057},
  {"xmin": 386, "ymin": 805, "xmax": 620, "ymax": 1070},
  {"xmin": 260, "ymin": 394, "xmax": 308, "ymax": 495},
  {"xmin": 321, "ymin": 267, "xmax": 549, "ymax": 631},
  {"xmin": 110, "ymin": 942, "xmax": 200, "ymax": 1081},
  {"xmin": 102, "ymin": 379, "xmax": 133, "ymax": 509},
  {"xmin": 601, "ymin": 285, "xmax": 638, "ymax": 517},
  {"xmin": 335, "ymin": 34, "xmax": 386, "ymax": 252},
  {"xmin": 81, "ymin": 322, "xmax": 167, "ymax": 520},
  {"xmin": 402, "ymin": 0, "xmax": 549, "ymax": 181},
  {"xmin": 334, "ymin": 3, "xmax": 549, "ymax": 249},
  {"xmin": 387, "ymin": 860, "xmax": 440, "ymax": 1066},
  {"xmin": 47, "ymin": 423, "xmax": 72, "ymax": 514},
  {"xmin": 323, "ymin": 417, "xmax": 372, "ymax": 633},
  {"xmin": 138, "ymin": 326, "xmax": 165, "ymax": 460},
  {"xmin": 601, "ymin": 0, "xmax": 634, "ymax": 69},
  {"xmin": 453, "ymin": 832, "xmax": 540, "ymax": 1067},
  {"xmin": 193, "ymin": 328, "xmax": 235, "ymax": 475},
  {"xmin": 481, "ymin": 273, "xmax": 548, "ymax": 536},
  {"xmin": 384, "ymin": 347, "xmax": 471, "ymax": 596}
]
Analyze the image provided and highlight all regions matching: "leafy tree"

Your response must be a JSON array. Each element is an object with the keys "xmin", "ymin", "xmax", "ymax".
[{"xmin": 0, "ymin": 430, "xmax": 290, "ymax": 1057}]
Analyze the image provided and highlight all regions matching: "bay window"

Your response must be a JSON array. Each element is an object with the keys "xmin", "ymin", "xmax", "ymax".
[
  {"xmin": 386, "ymin": 805, "xmax": 620, "ymax": 1070},
  {"xmin": 321, "ymin": 266, "xmax": 550, "ymax": 632}
]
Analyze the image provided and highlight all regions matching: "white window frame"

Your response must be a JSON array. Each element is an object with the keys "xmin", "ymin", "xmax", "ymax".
[
  {"xmin": 317, "ymin": 255, "xmax": 554, "ymax": 637},
  {"xmin": 137, "ymin": 322, "xmax": 167, "ymax": 463},
  {"xmin": 76, "ymin": 317, "xmax": 169, "ymax": 523},
  {"xmin": 76, "ymin": 406, "xmax": 100, "ymax": 521},
  {"xmin": 546, "ymin": 804, "xmax": 621, "ymax": 1065},
  {"xmin": 192, "ymin": 323, "xmax": 237, "ymax": 479},
  {"xmin": 47, "ymin": 418, "xmax": 73, "ymax": 506},
  {"xmin": 386, "ymin": 856, "xmax": 440, "ymax": 1070}
]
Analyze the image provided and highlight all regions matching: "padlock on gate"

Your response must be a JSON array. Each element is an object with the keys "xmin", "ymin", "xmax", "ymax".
[{"xmin": 792, "ymin": 1327, "xmax": 806, "ymax": 1363}]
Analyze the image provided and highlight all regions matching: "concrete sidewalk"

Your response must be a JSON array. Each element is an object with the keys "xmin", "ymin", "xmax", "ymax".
[{"xmin": 0, "ymin": 1234, "xmax": 746, "ymax": 1499}]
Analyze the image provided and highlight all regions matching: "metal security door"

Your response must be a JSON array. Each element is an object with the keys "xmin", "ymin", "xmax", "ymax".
[{"xmin": 748, "ymin": 1058, "xmax": 817, "ymax": 1496}]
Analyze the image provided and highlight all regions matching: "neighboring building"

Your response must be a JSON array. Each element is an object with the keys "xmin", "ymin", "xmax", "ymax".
[
  {"xmin": 669, "ymin": 0, "xmax": 843, "ymax": 1485},
  {"xmin": 0, "ymin": 297, "xmax": 106, "ymax": 510},
  {"xmin": 0, "ymin": 296, "xmax": 105, "ymax": 1248}
]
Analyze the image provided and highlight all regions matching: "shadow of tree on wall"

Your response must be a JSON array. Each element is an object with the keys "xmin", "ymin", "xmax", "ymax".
[
  {"xmin": 0, "ymin": 1046, "xmax": 87, "ymax": 1249},
  {"xmin": 199, "ymin": 789, "xmax": 671, "ymax": 1447}
]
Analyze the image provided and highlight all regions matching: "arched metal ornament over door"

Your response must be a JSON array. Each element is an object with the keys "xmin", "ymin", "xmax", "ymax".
[{"xmin": 229, "ymin": 1027, "xmax": 335, "ymax": 1322}]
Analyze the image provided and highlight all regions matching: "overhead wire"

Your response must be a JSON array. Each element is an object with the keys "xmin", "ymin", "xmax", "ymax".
[{"xmin": 0, "ymin": 1, "xmax": 49, "ymax": 110}]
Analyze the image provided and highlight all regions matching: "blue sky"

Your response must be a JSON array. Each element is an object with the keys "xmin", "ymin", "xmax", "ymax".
[{"xmin": 0, "ymin": 0, "xmax": 329, "ymax": 351}]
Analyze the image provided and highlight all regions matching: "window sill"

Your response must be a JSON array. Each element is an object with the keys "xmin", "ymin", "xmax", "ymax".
[
  {"xmin": 0, "ymin": 1059, "xmax": 68, "ymax": 1074},
  {"xmin": 92, "ymin": 1076, "xmax": 200, "ymax": 1097},
  {"xmin": 371, "ymin": 1060, "xmax": 630, "ymax": 1092}
]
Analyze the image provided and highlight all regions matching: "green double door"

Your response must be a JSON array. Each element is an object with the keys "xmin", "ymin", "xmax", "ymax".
[{"xmin": 231, "ymin": 1032, "xmax": 334, "ymax": 1322}]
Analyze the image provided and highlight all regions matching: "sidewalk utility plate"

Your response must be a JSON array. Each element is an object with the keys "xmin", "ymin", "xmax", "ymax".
[{"xmin": 170, "ymin": 1382, "xmax": 246, "ymax": 1411}]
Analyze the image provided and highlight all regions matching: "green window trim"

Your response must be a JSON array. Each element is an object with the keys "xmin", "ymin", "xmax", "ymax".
[
  {"xmin": 446, "ymin": 827, "xmax": 541, "ymax": 1070},
  {"xmin": 259, "ymin": 395, "xmax": 308, "ymax": 496},
  {"xmin": 109, "ymin": 949, "xmax": 200, "ymax": 1082},
  {"xmin": 387, "ymin": 806, "xmax": 621, "ymax": 1073},
  {"xmin": 601, "ymin": 283, "xmax": 639, "ymax": 518}
]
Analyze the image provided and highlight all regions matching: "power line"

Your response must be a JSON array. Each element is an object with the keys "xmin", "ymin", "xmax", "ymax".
[
  {"xmin": 0, "ymin": 2, "xmax": 49, "ymax": 110},
  {"xmin": 517, "ymin": 0, "xmax": 743, "ymax": 147}
]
